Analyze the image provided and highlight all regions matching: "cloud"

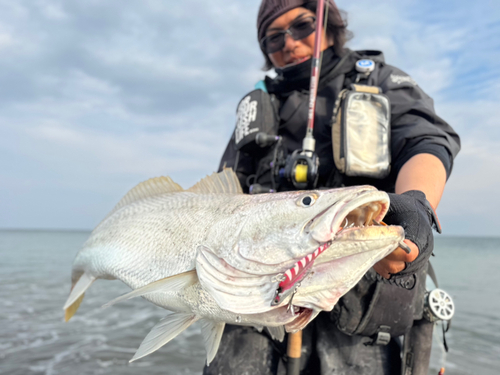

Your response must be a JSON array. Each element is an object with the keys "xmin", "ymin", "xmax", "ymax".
[
  {"xmin": 436, "ymin": 86, "xmax": 500, "ymax": 236},
  {"xmin": 0, "ymin": 0, "xmax": 499, "ymax": 233},
  {"xmin": 337, "ymin": 0, "xmax": 500, "ymax": 236}
]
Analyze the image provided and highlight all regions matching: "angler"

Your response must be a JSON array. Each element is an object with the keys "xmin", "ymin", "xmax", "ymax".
[{"xmin": 209, "ymin": 0, "xmax": 460, "ymax": 374}]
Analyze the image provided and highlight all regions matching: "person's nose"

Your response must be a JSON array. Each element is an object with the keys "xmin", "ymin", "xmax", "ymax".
[{"xmin": 282, "ymin": 31, "xmax": 298, "ymax": 52}]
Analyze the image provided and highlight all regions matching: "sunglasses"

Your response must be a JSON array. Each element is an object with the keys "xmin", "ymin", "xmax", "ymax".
[
  {"xmin": 260, "ymin": 16, "xmax": 316, "ymax": 54},
  {"xmin": 260, "ymin": 16, "xmax": 317, "ymax": 54}
]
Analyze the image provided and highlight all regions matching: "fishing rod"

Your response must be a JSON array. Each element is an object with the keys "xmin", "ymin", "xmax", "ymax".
[
  {"xmin": 286, "ymin": 1, "xmax": 327, "ymax": 374},
  {"xmin": 304, "ymin": 0, "xmax": 326, "ymax": 153},
  {"xmin": 283, "ymin": 0, "xmax": 327, "ymax": 191}
]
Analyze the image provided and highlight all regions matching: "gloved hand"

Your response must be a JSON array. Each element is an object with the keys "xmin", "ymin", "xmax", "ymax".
[{"xmin": 378, "ymin": 190, "xmax": 441, "ymax": 281}]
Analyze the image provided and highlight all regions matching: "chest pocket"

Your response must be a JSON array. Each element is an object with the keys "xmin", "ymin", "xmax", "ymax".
[{"xmin": 332, "ymin": 84, "xmax": 391, "ymax": 179}]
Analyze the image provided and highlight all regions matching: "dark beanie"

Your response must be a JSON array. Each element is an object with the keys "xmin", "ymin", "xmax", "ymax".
[
  {"xmin": 257, "ymin": 0, "xmax": 313, "ymax": 44},
  {"xmin": 257, "ymin": 0, "xmax": 338, "ymax": 45}
]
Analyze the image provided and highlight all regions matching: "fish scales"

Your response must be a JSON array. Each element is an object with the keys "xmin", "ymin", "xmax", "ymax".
[
  {"xmin": 74, "ymin": 192, "xmax": 245, "ymax": 289},
  {"xmin": 63, "ymin": 169, "xmax": 404, "ymax": 364}
]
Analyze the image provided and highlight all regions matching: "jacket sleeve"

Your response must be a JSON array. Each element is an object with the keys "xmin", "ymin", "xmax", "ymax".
[
  {"xmin": 218, "ymin": 131, "xmax": 256, "ymax": 194},
  {"xmin": 376, "ymin": 64, "xmax": 461, "ymax": 178}
]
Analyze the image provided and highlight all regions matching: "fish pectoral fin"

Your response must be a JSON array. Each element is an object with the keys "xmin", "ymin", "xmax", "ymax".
[
  {"xmin": 265, "ymin": 326, "xmax": 285, "ymax": 342},
  {"xmin": 200, "ymin": 319, "xmax": 225, "ymax": 366},
  {"xmin": 102, "ymin": 270, "xmax": 198, "ymax": 309},
  {"xmin": 63, "ymin": 272, "xmax": 95, "ymax": 322},
  {"xmin": 130, "ymin": 312, "xmax": 198, "ymax": 363}
]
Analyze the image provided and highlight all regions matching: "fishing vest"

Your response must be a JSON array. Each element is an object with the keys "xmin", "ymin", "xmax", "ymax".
[
  {"xmin": 239, "ymin": 50, "xmax": 398, "ymax": 194},
  {"xmin": 234, "ymin": 50, "xmax": 429, "ymax": 343}
]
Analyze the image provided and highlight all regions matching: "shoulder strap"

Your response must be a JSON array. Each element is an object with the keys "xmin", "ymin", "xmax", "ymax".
[{"xmin": 318, "ymin": 50, "xmax": 356, "ymax": 90}]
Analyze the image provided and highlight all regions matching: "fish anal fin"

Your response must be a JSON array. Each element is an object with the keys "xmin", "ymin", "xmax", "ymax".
[
  {"xmin": 102, "ymin": 270, "xmax": 198, "ymax": 309},
  {"xmin": 130, "ymin": 312, "xmax": 198, "ymax": 363},
  {"xmin": 63, "ymin": 272, "xmax": 95, "ymax": 320},
  {"xmin": 200, "ymin": 320, "xmax": 225, "ymax": 365},
  {"xmin": 266, "ymin": 326, "xmax": 285, "ymax": 342},
  {"xmin": 187, "ymin": 169, "xmax": 243, "ymax": 194}
]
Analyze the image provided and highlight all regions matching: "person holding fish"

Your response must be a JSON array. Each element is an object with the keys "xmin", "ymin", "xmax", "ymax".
[
  {"xmin": 209, "ymin": 0, "xmax": 461, "ymax": 374},
  {"xmin": 62, "ymin": 0, "xmax": 460, "ymax": 372}
]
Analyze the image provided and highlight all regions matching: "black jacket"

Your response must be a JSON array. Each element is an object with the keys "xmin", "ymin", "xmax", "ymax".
[
  {"xmin": 219, "ymin": 48, "xmax": 461, "ymax": 194},
  {"xmin": 210, "ymin": 50, "xmax": 461, "ymax": 373}
]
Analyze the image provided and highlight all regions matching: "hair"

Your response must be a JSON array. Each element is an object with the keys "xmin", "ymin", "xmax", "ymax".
[{"xmin": 261, "ymin": 2, "xmax": 352, "ymax": 71}]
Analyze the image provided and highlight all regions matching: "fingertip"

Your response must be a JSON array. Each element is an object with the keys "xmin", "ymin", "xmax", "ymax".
[{"xmin": 403, "ymin": 240, "xmax": 419, "ymax": 262}]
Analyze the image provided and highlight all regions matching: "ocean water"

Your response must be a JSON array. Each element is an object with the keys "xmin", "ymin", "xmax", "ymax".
[{"xmin": 0, "ymin": 230, "xmax": 499, "ymax": 375}]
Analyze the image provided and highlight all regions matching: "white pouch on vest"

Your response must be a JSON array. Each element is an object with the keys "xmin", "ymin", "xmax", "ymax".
[{"xmin": 332, "ymin": 84, "xmax": 391, "ymax": 179}]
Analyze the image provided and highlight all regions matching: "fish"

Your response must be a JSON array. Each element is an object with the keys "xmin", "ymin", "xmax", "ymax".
[{"xmin": 63, "ymin": 169, "xmax": 404, "ymax": 364}]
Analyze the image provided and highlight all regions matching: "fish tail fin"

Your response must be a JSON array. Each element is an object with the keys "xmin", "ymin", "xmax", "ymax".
[
  {"xmin": 64, "ymin": 294, "xmax": 84, "ymax": 322},
  {"xmin": 130, "ymin": 312, "xmax": 198, "ymax": 363},
  {"xmin": 63, "ymin": 272, "xmax": 95, "ymax": 322}
]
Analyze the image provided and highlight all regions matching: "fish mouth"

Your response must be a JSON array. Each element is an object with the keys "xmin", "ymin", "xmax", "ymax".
[
  {"xmin": 307, "ymin": 188, "xmax": 389, "ymax": 243},
  {"xmin": 271, "ymin": 189, "xmax": 391, "ymax": 307}
]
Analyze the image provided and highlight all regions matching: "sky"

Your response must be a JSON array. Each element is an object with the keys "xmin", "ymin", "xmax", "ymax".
[{"xmin": 0, "ymin": 0, "xmax": 499, "ymax": 237}]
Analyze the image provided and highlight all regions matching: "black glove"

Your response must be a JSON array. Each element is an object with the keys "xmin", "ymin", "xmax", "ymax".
[{"xmin": 383, "ymin": 190, "xmax": 441, "ymax": 279}]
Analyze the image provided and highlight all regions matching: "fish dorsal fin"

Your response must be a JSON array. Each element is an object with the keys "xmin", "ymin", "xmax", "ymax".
[
  {"xmin": 187, "ymin": 169, "xmax": 243, "ymax": 194},
  {"xmin": 107, "ymin": 176, "xmax": 184, "ymax": 217}
]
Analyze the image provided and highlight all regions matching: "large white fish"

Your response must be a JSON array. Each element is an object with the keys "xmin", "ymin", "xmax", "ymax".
[{"xmin": 63, "ymin": 169, "xmax": 403, "ymax": 364}]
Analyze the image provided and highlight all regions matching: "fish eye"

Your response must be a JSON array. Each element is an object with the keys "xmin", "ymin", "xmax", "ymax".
[{"xmin": 297, "ymin": 193, "xmax": 318, "ymax": 207}]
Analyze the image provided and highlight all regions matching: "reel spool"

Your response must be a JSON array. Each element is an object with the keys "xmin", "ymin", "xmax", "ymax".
[
  {"xmin": 281, "ymin": 150, "xmax": 319, "ymax": 190},
  {"xmin": 249, "ymin": 132, "xmax": 320, "ymax": 193},
  {"xmin": 424, "ymin": 288, "xmax": 455, "ymax": 323}
]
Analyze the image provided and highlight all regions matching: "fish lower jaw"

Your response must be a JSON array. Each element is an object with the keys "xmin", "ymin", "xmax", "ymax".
[
  {"xmin": 275, "ymin": 225, "xmax": 398, "ymax": 303},
  {"xmin": 271, "ymin": 240, "xmax": 333, "ymax": 306},
  {"xmin": 333, "ymin": 225, "xmax": 405, "ymax": 243}
]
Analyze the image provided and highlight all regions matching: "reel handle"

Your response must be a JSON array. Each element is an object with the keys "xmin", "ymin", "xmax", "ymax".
[
  {"xmin": 249, "ymin": 183, "xmax": 275, "ymax": 194},
  {"xmin": 256, "ymin": 132, "xmax": 280, "ymax": 148}
]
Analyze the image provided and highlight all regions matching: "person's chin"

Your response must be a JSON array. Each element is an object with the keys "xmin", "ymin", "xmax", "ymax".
[{"xmin": 283, "ymin": 56, "xmax": 311, "ymax": 68}]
